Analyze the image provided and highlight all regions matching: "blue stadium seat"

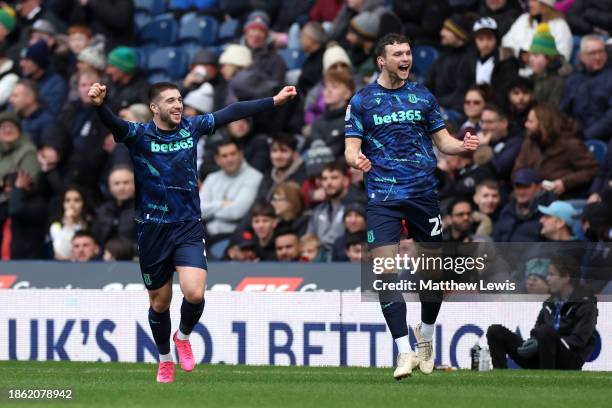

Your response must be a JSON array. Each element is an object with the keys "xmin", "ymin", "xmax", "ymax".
[
  {"xmin": 146, "ymin": 47, "xmax": 189, "ymax": 80},
  {"xmin": 169, "ymin": 0, "xmax": 192, "ymax": 10},
  {"xmin": 134, "ymin": 13, "xmax": 152, "ymax": 30},
  {"xmin": 193, "ymin": 0, "xmax": 218, "ymax": 8},
  {"xmin": 134, "ymin": 0, "xmax": 166, "ymax": 16},
  {"xmin": 412, "ymin": 46, "xmax": 439, "ymax": 82},
  {"xmin": 134, "ymin": 47, "xmax": 150, "ymax": 69},
  {"xmin": 586, "ymin": 140, "xmax": 607, "ymax": 165},
  {"xmin": 138, "ymin": 15, "xmax": 179, "ymax": 47},
  {"xmin": 217, "ymin": 18, "xmax": 240, "ymax": 44},
  {"xmin": 181, "ymin": 43, "xmax": 203, "ymax": 64},
  {"xmin": 178, "ymin": 12, "xmax": 219, "ymax": 46},
  {"xmin": 209, "ymin": 239, "xmax": 230, "ymax": 260},
  {"xmin": 279, "ymin": 48, "xmax": 306, "ymax": 70}
]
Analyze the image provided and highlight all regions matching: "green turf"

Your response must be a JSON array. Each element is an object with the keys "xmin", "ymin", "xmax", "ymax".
[{"xmin": 0, "ymin": 361, "xmax": 610, "ymax": 408}]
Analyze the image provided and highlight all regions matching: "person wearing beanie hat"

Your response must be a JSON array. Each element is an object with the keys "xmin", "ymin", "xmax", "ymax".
[
  {"xmin": 501, "ymin": 0, "xmax": 573, "ymax": 64},
  {"xmin": 296, "ymin": 21, "xmax": 327, "ymax": 95},
  {"xmin": 305, "ymin": 139, "xmax": 335, "ymax": 178},
  {"xmin": 323, "ymin": 44, "xmax": 352, "ymax": 74},
  {"xmin": 77, "ymin": 45, "xmax": 106, "ymax": 72},
  {"xmin": 346, "ymin": 9, "xmax": 383, "ymax": 79},
  {"xmin": 524, "ymin": 258, "xmax": 551, "ymax": 294},
  {"xmin": 183, "ymin": 48, "xmax": 229, "ymax": 111},
  {"xmin": 527, "ymin": 23, "xmax": 572, "ymax": 107},
  {"xmin": 442, "ymin": 14, "xmax": 473, "ymax": 46},
  {"xmin": 242, "ymin": 10, "xmax": 287, "ymax": 85},
  {"xmin": 119, "ymin": 103, "xmax": 152, "ymax": 123},
  {"xmin": 107, "ymin": 46, "xmax": 138, "ymax": 75},
  {"xmin": 183, "ymin": 82, "xmax": 214, "ymax": 116},
  {"xmin": 0, "ymin": 7, "xmax": 16, "ymax": 43},
  {"xmin": 104, "ymin": 45, "xmax": 149, "ymax": 112},
  {"xmin": 219, "ymin": 44, "xmax": 252, "ymax": 78}
]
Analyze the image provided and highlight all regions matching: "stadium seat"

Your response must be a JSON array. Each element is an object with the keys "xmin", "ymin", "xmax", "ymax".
[
  {"xmin": 134, "ymin": 0, "xmax": 166, "ymax": 16},
  {"xmin": 169, "ymin": 0, "xmax": 192, "ymax": 10},
  {"xmin": 138, "ymin": 15, "xmax": 179, "ymax": 47},
  {"xmin": 586, "ymin": 140, "xmax": 607, "ymax": 165},
  {"xmin": 209, "ymin": 239, "xmax": 230, "ymax": 260},
  {"xmin": 134, "ymin": 13, "xmax": 152, "ymax": 30},
  {"xmin": 134, "ymin": 47, "xmax": 150, "ymax": 69},
  {"xmin": 279, "ymin": 48, "xmax": 306, "ymax": 70},
  {"xmin": 146, "ymin": 47, "xmax": 189, "ymax": 80},
  {"xmin": 217, "ymin": 18, "xmax": 240, "ymax": 44},
  {"xmin": 178, "ymin": 12, "xmax": 219, "ymax": 46},
  {"xmin": 412, "ymin": 46, "xmax": 439, "ymax": 82}
]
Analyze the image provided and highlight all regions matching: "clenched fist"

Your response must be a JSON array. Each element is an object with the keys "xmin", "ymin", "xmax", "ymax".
[{"xmin": 88, "ymin": 83, "xmax": 107, "ymax": 106}]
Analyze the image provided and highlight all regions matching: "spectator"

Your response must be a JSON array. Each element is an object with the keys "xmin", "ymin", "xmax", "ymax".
[
  {"xmin": 487, "ymin": 256, "xmax": 598, "ymax": 370},
  {"xmin": 473, "ymin": 179, "xmax": 502, "ymax": 223},
  {"xmin": 49, "ymin": 187, "xmax": 91, "ymax": 260},
  {"xmin": 103, "ymin": 237, "xmax": 135, "ymax": 261},
  {"xmin": 0, "ymin": 7, "xmax": 16, "ymax": 46},
  {"xmin": 345, "ymin": 9, "xmax": 382, "ymax": 81},
  {"xmin": 66, "ymin": 24, "xmax": 92, "ymax": 57},
  {"xmin": 391, "ymin": 0, "xmax": 451, "ymax": 46},
  {"xmin": 302, "ymin": 140, "xmax": 336, "ymax": 209},
  {"xmin": 501, "ymin": 0, "xmax": 573, "ymax": 65},
  {"xmin": 27, "ymin": 19, "xmax": 71, "ymax": 78},
  {"xmin": 258, "ymin": 134, "xmax": 307, "ymax": 201},
  {"xmin": 506, "ymin": 76, "xmax": 536, "ymax": 128},
  {"xmin": 69, "ymin": 44, "xmax": 106, "ymax": 103},
  {"xmin": 328, "ymin": 0, "xmax": 384, "ymax": 44},
  {"xmin": 300, "ymin": 234, "xmax": 326, "ymax": 262},
  {"xmin": 310, "ymin": 69, "xmax": 355, "ymax": 157},
  {"xmin": 222, "ymin": 119, "xmax": 270, "ymax": 176},
  {"xmin": 183, "ymin": 82, "xmax": 214, "ymax": 118},
  {"xmin": 443, "ymin": 198, "xmax": 478, "ymax": 242},
  {"xmin": 182, "ymin": 48, "xmax": 229, "ymax": 112},
  {"xmin": 306, "ymin": 162, "xmax": 354, "ymax": 254},
  {"xmin": 250, "ymin": 201, "xmax": 278, "ymax": 261},
  {"xmin": 69, "ymin": 0, "xmax": 134, "ymax": 50},
  {"xmin": 0, "ymin": 111, "xmax": 40, "ymax": 206},
  {"xmin": 538, "ymin": 201, "xmax": 578, "ymax": 241},
  {"xmin": 514, "ymin": 104, "xmax": 599, "ymax": 198},
  {"xmin": 297, "ymin": 22, "xmax": 328, "ymax": 95},
  {"xmin": 274, "ymin": 228, "xmax": 301, "ymax": 262},
  {"xmin": 270, "ymin": 182, "xmax": 309, "ymax": 236},
  {"xmin": 479, "ymin": 0, "xmax": 522, "ymax": 37},
  {"xmin": 309, "ymin": 0, "xmax": 344, "ymax": 23},
  {"xmin": 566, "ymin": 0, "xmax": 612, "ymax": 36},
  {"xmin": 200, "ymin": 139, "xmax": 263, "ymax": 243},
  {"xmin": 10, "ymin": 0, "xmax": 65, "ymax": 56},
  {"xmin": 19, "ymin": 40, "xmax": 67, "ymax": 116},
  {"xmin": 460, "ymin": 85, "xmax": 488, "ymax": 132},
  {"xmin": 0, "ymin": 42, "xmax": 19, "ymax": 111},
  {"xmin": 527, "ymin": 23, "xmax": 572, "ymax": 108},
  {"xmin": 457, "ymin": 17, "xmax": 519, "ymax": 108},
  {"xmin": 0, "ymin": 170, "xmax": 46, "ymax": 259},
  {"xmin": 242, "ymin": 11, "xmax": 287, "ymax": 85},
  {"xmin": 70, "ymin": 230, "xmax": 100, "ymax": 262},
  {"xmin": 332, "ymin": 202, "xmax": 366, "ymax": 261},
  {"xmin": 493, "ymin": 168, "xmax": 556, "ymax": 242},
  {"xmin": 427, "ymin": 13, "xmax": 474, "ymax": 112},
  {"xmin": 105, "ymin": 46, "xmax": 149, "ymax": 112},
  {"xmin": 581, "ymin": 202, "xmax": 612, "ymax": 292},
  {"xmin": 91, "ymin": 165, "xmax": 135, "ymax": 248},
  {"xmin": 560, "ymin": 35, "xmax": 612, "ymax": 141},
  {"xmin": 345, "ymin": 231, "xmax": 365, "ymax": 262},
  {"xmin": 224, "ymin": 229, "xmax": 259, "ymax": 262},
  {"xmin": 9, "ymin": 79, "xmax": 54, "ymax": 147},
  {"xmin": 478, "ymin": 104, "xmax": 524, "ymax": 181},
  {"xmin": 587, "ymin": 139, "xmax": 612, "ymax": 203},
  {"xmin": 524, "ymin": 258, "xmax": 551, "ymax": 294}
]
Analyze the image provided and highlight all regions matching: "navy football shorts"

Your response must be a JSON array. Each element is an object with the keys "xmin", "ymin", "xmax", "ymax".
[
  {"xmin": 366, "ymin": 195, "xmax": 443, "ymax": 247},
  {"xmin": 136, "ymin": 220, "xmax": 208, "ymax": 290}
]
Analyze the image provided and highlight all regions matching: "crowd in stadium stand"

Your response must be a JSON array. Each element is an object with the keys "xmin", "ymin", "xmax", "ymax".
[{"xmin": 0, "ymin": 0, "xmax": 611, "ymax": 276}]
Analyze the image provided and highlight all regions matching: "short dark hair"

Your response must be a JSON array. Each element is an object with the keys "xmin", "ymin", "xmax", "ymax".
[
  {"xmin": 251, "ymin": 201, "xmax": 276, "ymax": 218},
  {"xmin": 375, "ymin": 33, "xmax": 410, "ymax": 58},
  {"xmin": 482, "ymin": 103, "xmax": 507, "ymax": 120},
  {"xmin": 104, "ymin": 237, "xmax": 135, "ymax": 260},
  {"xmin": 550, "ymin": 255, "xmax": 581, "ymax": 282},
  {"xmin": 271, "ymin": 133, "xmax": 298, "ymax": 151},
  {"xmin": 214, "ymin": 137, "xmax": 239, "ymax": 155},
  {"xmin": 475, "ymin": 179, "xmax": 500, "ymax": 193},
  {"xmin": 72, "ymin": 230, "xmax": 97, "ymax": 244},
  {"xmin": 16, "ymin": 79, "xmax": 39, "ymax": 101},
  {"xmin": 274, "ymin": 226, "xmax": 299, "ymax": 241},
  {"xmin": 148, "ymin": 82, "xmax": 180, "ymax": 103},
  {"xmin": 345, "ymin": 231, "xmax": 366, "ymax": 248},
  {"xmin": 447, "ymin": 198, "xmax": 473, "ymax": 216},
  {"xmin": 322, "ymin": 160, "xmax": 347, "ymax": 175}
]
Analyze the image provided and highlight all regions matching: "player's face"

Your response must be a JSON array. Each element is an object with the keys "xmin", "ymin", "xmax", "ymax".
[
  {"xmin": 475, "ymin": 31, "xmax": 497, "ymax": 57},
  {"xmin": 252, "ymin": 215, "xmax": 277, "ymax": 241},
  {"xmin": 63, "ymin": 190, "xmax": 84, "ymax": 219},
  {"xmin": 380, "ymin": 42, "xmax": 412, "ymax": 81},
  {"xmin": 509, "ymin": 88, "xmax": 533, "ymax": 111},
  {"xmin": 275, "ymin": 234, "xmax": 300, "ymax": 261},
  {"xmin": 580, "ymin": 40, "xmax": 607, "ymax": 72},
  {"xmin": 473, "ymin": 186, "xmax": 500, "ymax": 215},
  {"xmin": 215, "ymin": 144, "xmax": 243, "ymax": 175},
  {"xmin": 109, "ymin": 169, "xmax": 135, "ymax": 203},
  {"xmin": 155, "ymin": 89, "xmax": 183, "ymax": 126},
  {"xmin": 344, "ymin": 211, "xmax": 366, "ymax": 233},
  {"xmin": 346, "ymin": 244, "xmax": 363, "ymax": 262},
  {"xmin": 71, "ymin": 237, "xmax": 99, "ymax": 262},
  {"xmin": 270, "ymin": 143, "xmax": 294, "ymax": 170},
  {"xmin": 321, "ymin": 169, "xmax": 345, "ymax": 198}
]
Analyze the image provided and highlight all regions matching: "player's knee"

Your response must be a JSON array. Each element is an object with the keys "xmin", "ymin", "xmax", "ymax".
[
  {"xmin": 486, "ymin": 324, "xmax": 504, "ymax": 341},
  {"xmin": 183, "ymin": 287, "xmax": 204, "ymax": 304}
]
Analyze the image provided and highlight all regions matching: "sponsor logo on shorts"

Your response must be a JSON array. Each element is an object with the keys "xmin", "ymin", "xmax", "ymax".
[
  {"xmin": 367, "ymin": 230, "xmax": 375, "ymax": 243},
  {"xmin": 143, "ymin": 273, "xmax": 152, "ymax": 286}
]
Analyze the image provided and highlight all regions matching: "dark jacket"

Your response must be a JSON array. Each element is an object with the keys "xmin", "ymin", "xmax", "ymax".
[
  {"xmin": 106, "ymin": 75, "xmax": 150, "ymax": 113},
  {"xmin": 491, "ymin": 126, "xmax": 524, "ymax": 181},
  {"xmin": 533, "ymin": 285, "xmax": 598, "ymax": 363},
  {"xmin": 297, "ymin": 46, "xmax": 325, "ymax": 95},
  {"xmin": 513, "ymin": 135, "xmax": 599, "ymax": 197},
  {"xmin": 479, "ymin": 1, "xmax": 522, "ymax": 37},
  {"xmin": 91, "ymin": 198, "xmax": 136, "ymax": 247},
  {"xmin": 251, "ymin": 43, "xmax": 287, "ymax": 85},
  {"xmin": 310, "ymin": 106, "xmax": 346, "ymax": 157},
  {"xmin": 439, "ymin": 162, "xmax": 497, "ymax": 201},
  {"xmin": 560, "ymin": 67, "xmax": 612, "ymax": 140},
  {"xmin": 257, "ymin": 159, "xmax": 308, "ymax": 202},
  {"xmin": 4, "ymin": 187, "xmax": 48, "ymax": 259},
  {"xmin": 427, "ymin": 45, "xmax": 469, "ymax": 112},
  {"xmin": 531, "ymin": 59, "xmax": 572, "ymax": 109},
  {"xmin": 493, "ymin": 190, "xmax": 556, "ymax": 242},
  {"xmin": 37, "ymin": 71, "xmax": 68, "ymax": 116},
  {"xmin": 393, "ymin": 0, "xmax": 451, "ymax": 46},
  {"xmin": 589, "ymin": 139, "xmax": 612, "ymax": 194},
  {"xmin": 20, "ymin": 107, "xmax": 56, "ymax": 148},
  {"xmin": 566, "ymin": 0, "xmax": 612, "ymax": 35},
  {"xmin": 69, "ymin": 0, "xmax": 135, "ymax": 49}
]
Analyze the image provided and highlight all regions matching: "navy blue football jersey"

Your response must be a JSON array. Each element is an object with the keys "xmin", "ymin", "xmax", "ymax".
[
  {"xmin": 345, "ymin": 81, "xmax": 445, "ymax": 202},
  {"xmin": 118, "ymin": 115, "xmax": 214, "ymax": 223}
]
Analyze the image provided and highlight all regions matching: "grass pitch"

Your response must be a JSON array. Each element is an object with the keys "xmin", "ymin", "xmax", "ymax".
[{"xmin": 0, "ymin": 361, "xmax": 610, "ymax": 408}]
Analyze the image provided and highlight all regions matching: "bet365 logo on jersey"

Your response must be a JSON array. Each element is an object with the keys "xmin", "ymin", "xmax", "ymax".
[
  {"xmin": 150, "ymin": 137, "xmax": 193, "ymax": 153},
  {"xmin": 373, "ymin": 109, "xmax": 422, "ymax": 125}
]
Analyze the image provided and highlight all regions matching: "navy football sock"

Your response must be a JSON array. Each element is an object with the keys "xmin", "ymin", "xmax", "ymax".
[
  {"xmin": 380, "ymin": 301, "xmax": 408, "ymax": 339},
  {"xmin": 179, "ymin": 297, "xmax": 205, "ymax": 335},
  {"xmin": 420, "ymin": 299, "xmax": 442, "ymax": 325},
  {"xmin": 148, "ymin": 306, "xmax": 171, "ymax": 355}
]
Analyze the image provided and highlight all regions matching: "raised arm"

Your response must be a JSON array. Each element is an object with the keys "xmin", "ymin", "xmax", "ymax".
[
  {"xmin": 88, "ymin": 83, "xmax": 130, "ymax": 142},
  {"xmin": 212, "ymin": 86, "xmax": 297, "ymax": 129}
]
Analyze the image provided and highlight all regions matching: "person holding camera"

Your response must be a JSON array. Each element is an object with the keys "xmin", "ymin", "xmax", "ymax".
[{"xmin": 486, "ymin": 256, "xmax": 598, "ymax": 370}]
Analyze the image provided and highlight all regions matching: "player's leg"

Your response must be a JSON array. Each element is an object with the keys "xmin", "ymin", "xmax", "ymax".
[
  {"xmin": 367, "ymin": 203, "xmax": 417, "ymax": 379},
  {"xmin": 403, "ymin": 195, "xmax": 444, "ymax": 374},
  {"xmin": 172, "ymin": 221, "xmax": 208, "ymax": 372}
]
